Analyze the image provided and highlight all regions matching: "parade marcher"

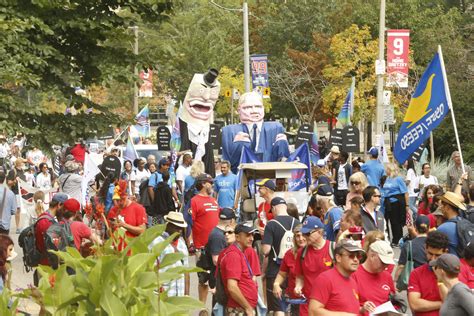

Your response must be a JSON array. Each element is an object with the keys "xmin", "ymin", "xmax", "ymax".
[
  {"xmin": 58, "ymin": 161, "xmax": 83, "ymax": 206},
  {"xmin": 447, "ymin": 151, "xmax": 472, "ymax": 192},
  {"xmin": 120, "ymin": 160, "xmax": 136, "ymax": 196},
  {"xmin": 7, "ymin": 158, "xmax": 26, "ymax": 233},
  {"xmin": 294, "ymin": 216, "xmax": 333, "ymax": 316},
  {"xmin": 273, "ymin": 224, "xmax": 306, "ymax": 316},
  {"xmin": 149, "ymin": 212, "xmax": 189, "ymax": 296},
  {"xmin": 184, "ymin": 160, "xmax": 205, "ymax": 194},
  {"xmin": 437, "ymin": 191, "xmax": 466, "ymax": 256},
  {"xmin": 332, "ymin": 151, "xmax": 351, "ymax": 207},
  {"xmin": 150, "ymin": 171, "xmax": 176, "ymax": 224},
  {"xmin": 0, "ymin": 172, "xmax": 17, "ymax": 235},
  {"xmin": 352, "ymin": 240, "xmax": 396, "ymax": 315},
  {"xmin": 337, "ymin": 210, "xmax": 363, "ymax": 243},
  {"xmin": 308, "ymin": 240, "xmax": 365, "ymax": 315},
  {"xmin": 405, "ymin": 158, "xmax": 419, "ymax": 220},
  {"xmin": 132, "ymin": 158, "xmax": 150, "ymax": 199},
  {"xmin": 255, "ymin": 179, "xmax": 276, "ymax": 235},
  {"xmin": 382, "ymin": 163, "xmax": 409, "ymax": 246},
  {"xmin": 0, "ymin": 234, "xmax": 14, "ymax": 294},
  {"xmin": 360, "ymin": 186, "xmax": 385, "ymax": 235},
  {"xmin": 407, "ymin": 230, "xmax": 449, "ymax": 316},
  {"xmin": 175, "ymin": 153, "xmax": 192, "ymax": 199},
  {"xmin": 431, "ymin": 254, "xmax": 474, "ymax": 316},
  {"xmin": 459, "ymin": 242, "xmax": 474, "ymax": 289},
  {"xmin": 59, "ymin": 198, "xmax": 101, "ymax": 251},
  {"xmin": 36, "ymin": 162, "xmax": 53, "ymax": 191},
  {"xmin": 361, "ymin": 147, "xmax": 385, "ymax": 187},
  {"xmin": 107, "ymin": 181, "xmax": 147, "ymax": 252},
  {"xmin": 417, "ymin": 163, "xmax": 438, "ymax": 197},
  {"xmin": 218, "ymin": 223, "xmax": 258, "ymax": 316},
  {"xmin": 0, "ymin": 136, "xmax": 9, "ymax": 169},
  {"xmin": 344, "ymin": 172, "xmax": 368, "ymax": 211},
  {"xmin": 188, "ymin": 173, "xmax": 219, "ymax": 303},
  {"xmin": 418, "ymin": 184, "xmax": 442, "ymax": 224},
  {"xmin": 26, "ymin": 146, "xmax": 46, "ymax": 170},
  {"xmin": 33, "ymin": 192, "xmax": 68, "ymax": 285},
  {"xmin": 221, "ymin": 91, "xmax": 290, "ymax": 174},
  {"xmin": 99, "ymin": 173, "xmax": 118, "ymax": 214},
  {"xmin": 395, "ymin": 215, "xmax": 430, "ymax": 285},
  {"xmin": 262, "ymin": 197, "xmax": 300, "ymax": 315},
  {"xmin": 145, "ymin": 154, "xmax": 156, "ymax": 172},
  {"xmin": 213, "ymin": 160, "xmax": 238, "ymax": 209},
  {"xmin": 314, "ymin": 184, "xmax": 343, "ymax": 242}
]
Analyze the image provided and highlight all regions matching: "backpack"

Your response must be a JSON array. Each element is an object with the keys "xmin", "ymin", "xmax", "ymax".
[
  {"xmin": 271, "ymin": 218, "xmax": 295, "ymax": 261},
  {"xmin": 18, "ymin": 214, "xmax": 55, "ymax": 272},
  {"xmin": 453, "ymin": 217, "xmax": 474, "ymax": 257},
  {"xmin": 152, "ymin": 183, "xmax": 176, "ymax": 216},
  {"xmin": 215, "ymin": 252, "xmax": 230, "ymax": 306},
  {"xmin": 44, "ymin": 221, "xmax": 75, "ymax": 268},
  {"xmin": 300, "ymin": 241, "xmax": 336, "ymax": 265},
  {"xmin": 139, "ymin": 178, "xmax": 151, "ymax": 208},
  {"xmin": 463, "ymin": 205, "xmax": 474, "ymax": 224},
  {"xmin": 183, "ymin": 182, "xmax": 197, "ymax": 207}
]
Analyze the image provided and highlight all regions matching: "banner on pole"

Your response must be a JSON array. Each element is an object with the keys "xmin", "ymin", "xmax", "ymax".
[
  {"xmin": 386, "ymin": 30, "xmax": 410, "ymax": 88},
  {"xmin": 394, "ymin": 52, "xmax": 449, "ymax": 164},
  {"xmin": 139, "ymin": 69, "xmax": 153, "ymax": 97},
  {"xmin": 250, "ymin": 54, "xmax": 269, "ymax": 90}
]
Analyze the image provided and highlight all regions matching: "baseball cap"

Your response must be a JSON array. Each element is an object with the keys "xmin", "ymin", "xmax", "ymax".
[
  {"xmin": 256, "ymin": 178, "xmax": 276, "ymax": 191},
  {"xmin": 63, "ymin": 198, "xmax": 81, "ymax": 212},
  {"xmin": 316, "ymin": 184, "xmax": 333, "ymax": 197},
  {"xmin": 368, "ymin": 147, "xmax": 379, "ymax": 157},
  {"xmin": 370, "ymin": 240, "xmax": 395, "ymax": 265},
  {"xmin": 52, "ymin": 193, "xmax": 69, "ymax": 203},
  {"xmin": 301, "ymin": 216, "xmax": 324, "ymax": 234},
  {"xmin": 196, "ymin": 173, "xmax": 214, "ymax": 184},
  {"xmin": 415, "ymin": 215, "xmax": 430, "ymax": 230},
  {"xmin": 336, "ymin": 239, "xmax": 365, "ymax": 253},
  {"xmin": 270, "ymin": 196, "xmax": 286, "ymax": 207},
  {"xmin": 219, "ymin": 207, "xmax": 236, "ymax": 220},
  {"xmin": 429, "ymin": 253, "xmax": 461, "ymax": 274},
  {"xmin": 235, "ymin": 223, "xmax": 258, "ymax": 234},
  {"xmin": 158, "ymin": 158, "xmax": 170, "ymax": 167}
]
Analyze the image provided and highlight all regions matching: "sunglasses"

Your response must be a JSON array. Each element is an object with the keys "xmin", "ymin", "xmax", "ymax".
[
  {"xmin": 224, "ymin": 230, "xmax": 234, "ymax": 235},
  {"xmin": 350, "ymin": 181, "xmax": 361, "ymax": 185},
  {"xmin": 342, "ymin": 252, "xmax": 363, "ymax": 260}
]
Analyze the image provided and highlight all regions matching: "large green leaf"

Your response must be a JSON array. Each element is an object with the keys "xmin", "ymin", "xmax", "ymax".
[
  {"xmin": 100, "ymin": 291, "xmax": 128, "ymax": 316},
  {"xmin": 159, "ymin": 252, "xmax": 184, "ymax": 269},
  {"xmin": 126, "ymin": 253, "xmax": 157, "ymax": 279}
]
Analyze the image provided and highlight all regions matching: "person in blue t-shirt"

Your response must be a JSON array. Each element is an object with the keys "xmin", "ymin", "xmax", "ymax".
[
  {"xmin": 361, "ymin": 147, "xmax": 385, "ymax": 187},
  {"xmin": 213, "ymin": 161, "xmax": 238, "ymax": 208},
  {"xmin": 315, "ymin": 184, "xmax": 343, "ymax": 241},
  {"xmin": 438, "ymin": 191, "xmax": 466, "ymax": 256},
  {"xmin": 382, "ymin": 163, "xmax": 408, "ymax": 246}
]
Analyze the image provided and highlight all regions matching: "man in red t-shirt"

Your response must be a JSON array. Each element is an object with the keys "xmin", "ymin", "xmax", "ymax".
[
  {"xmin": 352, "ymin": 240, "xmax": 396, "ymax": 315},
  {"xmin": 188, "ymin": 173, "xmax": 219, "ymax": 304},
  {"xmin": 255, "ymin": 179, "xmax": 275, "ymax": 235},
  {"xmin": 309, "ymin": 240, "xmax": 365, "ymax": 315},
  {"xmin": 61, "ymin": 198, "xmax": 102, "ymax": 250},
  {"xmin": 107, "ymin": 180, "xmax": 147, "ymax": 251},
  {"xmin": 33, "ymin": 192, "xmax": 68, "ymax": 286},
  {"xmin": 408, "ymin": 230, "xmax": 449, "ymax": 316},
  {"xmin": 460, "ymin": 242, "xmax": 474, "ymax": 289},
  {"xmin": 294, "ymin": 216, "xmax": 333, "ymax": 316},
  {"xmin": 219, "ymin": 223, "xmax": 259, "ymax": 315}
]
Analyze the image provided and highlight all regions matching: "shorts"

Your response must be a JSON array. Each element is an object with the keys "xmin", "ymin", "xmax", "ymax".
[{"xmin": 266, "ymin": 276, "xmax": 283, "ymax": 312}]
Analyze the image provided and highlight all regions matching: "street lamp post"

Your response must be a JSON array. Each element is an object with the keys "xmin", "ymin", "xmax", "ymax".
[{"xmin": 375, "ymin": 0, "xmax": 386, "ymax": 141}]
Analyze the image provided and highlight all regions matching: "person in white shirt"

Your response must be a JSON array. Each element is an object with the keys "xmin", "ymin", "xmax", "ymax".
[
  {"xmin": 405, "ymin": 158, "xmax": 419, "ymax": 220},
  {"xmin": 175, "ymin": 153, "xmax": 192, "ymax": 199},
  {"xmin": 0, "ymin": 136, "xmax": 9, "ymax": 167},
  {"xmin": 133, "ymin": 158, "xmax": 150, "ymax": 198},
  {"xmin": 417, "ymin": 163, "xmax": 438, "ymax": 198},
  {"xmin": 26, "ymin": 147, "xmax": 46, "ymax": 169},
  {"xmin": 36, "ymin": 163, "xmax": 52, "ymax": 191}
]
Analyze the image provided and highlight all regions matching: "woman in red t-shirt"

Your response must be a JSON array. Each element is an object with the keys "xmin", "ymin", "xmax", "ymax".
[
  {"xmin": 417, "ymin": 184, "xmax": 442, "ymax": 228},
  {"xmin": 272, "ymin": 224, "xmax": 306, "ymax": 315}
]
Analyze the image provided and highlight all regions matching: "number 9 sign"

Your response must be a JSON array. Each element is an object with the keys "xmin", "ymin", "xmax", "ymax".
[{"xmin": 387, "ymin": 29, "xmax": 410, "ymax": 88}]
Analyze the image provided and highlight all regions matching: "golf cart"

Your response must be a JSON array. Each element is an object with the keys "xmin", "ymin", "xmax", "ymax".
[{"xmin": 238, "ymin": 161, "xmax": 311, "ymax": 223}]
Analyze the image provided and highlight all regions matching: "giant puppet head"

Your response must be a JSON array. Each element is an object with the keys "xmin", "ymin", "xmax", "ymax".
[
  {"xmin": 180, "ymin": 68, "xmax": 221, "ymax": 126},
  {"xmin": 238, "ymin": 91, "xmax": 265, "ymax": 124}
]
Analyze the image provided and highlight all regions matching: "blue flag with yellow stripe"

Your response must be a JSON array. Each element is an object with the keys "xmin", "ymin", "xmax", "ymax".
[{"xmin": 394, "ymin": 52, "xmax": 449, "ymax": 164}]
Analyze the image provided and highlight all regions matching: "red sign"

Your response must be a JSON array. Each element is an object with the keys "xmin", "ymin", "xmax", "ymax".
[
  {"xmin": 139, "ymin": 69, "xmax": 153, "ymax": 97},
  {"xmin": 386, "ymin": 30, "xmax": 410, "ymax": 88}
]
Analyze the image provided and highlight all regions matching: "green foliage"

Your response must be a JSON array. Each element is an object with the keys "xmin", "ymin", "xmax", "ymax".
[
  {"xmin": 17, "ymin": 225, "xmax": 203, "ymax": 315},
  {"xmin": 0, "ymin": 288, "xmax": 19, "ymax": 316}
]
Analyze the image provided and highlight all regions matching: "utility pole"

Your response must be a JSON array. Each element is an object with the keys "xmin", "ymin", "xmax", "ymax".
[
  {"xmin": 375, "ymin": 0, "xmax": 386, "ymax": 141},
  {"xmin": 210, "ymin": 1, "xmax": 251, "ymax": 92},
  {"xmin": 132, "ymin": 26, "xmax": 139, "ymax": 115},
  {"xmin": 243, "ymin": 2, "xmax": 251, "ymax": 92}
]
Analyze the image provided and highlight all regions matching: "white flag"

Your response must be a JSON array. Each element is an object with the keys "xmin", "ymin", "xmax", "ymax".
[{"xmin": 81, "ymin": 153, "xmax": 101, "ymax": 205}]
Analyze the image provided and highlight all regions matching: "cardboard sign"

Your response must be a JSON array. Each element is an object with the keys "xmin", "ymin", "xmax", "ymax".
[
  {"xmin": 209, "ymin": 124, "xmax": 222, "ymax": 154},
  {"xmin": 156, "ymin": 126, "xmax": 171, "ymax": 151},
  {"xmin": 386, "ymin": 29, "xmax": 410, "ymax": 88},
  {"xmin": 342, "ymin": 126, "xmax": 360, "ymax": 153},
  {"xmin": 295, "ymin": 124, "xmax": 313, "ymax": 149},
  {"xmin": 329, "ymin": 128, "xmax": 343, "ymax": 148}
]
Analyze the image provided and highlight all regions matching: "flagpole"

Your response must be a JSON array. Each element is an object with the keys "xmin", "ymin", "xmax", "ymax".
[
  {"xmin": 438, "ymin": 45, "xmax": 465, "ymax": 173},
  {"xmin": 106, "ymin": 127, "xmax": 128, "ymax": 152},
  {"xmin": 349, "ymin": 76, "xmax": 355, "ymax": 126},
  {"xmin": 128, "ymin": 129, "xmax": 139, "ymax": 159}
]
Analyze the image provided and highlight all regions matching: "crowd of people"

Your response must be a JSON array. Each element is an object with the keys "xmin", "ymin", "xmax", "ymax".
[{"xmin": 0, "ymin": 129, "xmax": 473, "ymax": 316}]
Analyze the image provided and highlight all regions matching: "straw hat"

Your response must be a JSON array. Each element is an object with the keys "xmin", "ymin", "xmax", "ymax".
[
  {"xmin": 440, "ymin": 191, "xmax": 466, "ymax": 211},
  {"xmin": 164, "ymin": 212, "xmax": 187, "ymax": 228}
]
